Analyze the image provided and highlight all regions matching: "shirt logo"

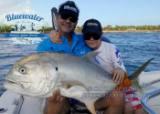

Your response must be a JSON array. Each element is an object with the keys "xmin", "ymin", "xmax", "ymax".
[
  {"xmin": 64, "ymin": 5, "xmax": 77, "ymax": 13},
  {"xmin": 87, "ymin": 22, "xmax": 98, "ymax": 27},
  {"xmin": 115, "ymin": 48, "xmax": 122, "ymax": 65}
]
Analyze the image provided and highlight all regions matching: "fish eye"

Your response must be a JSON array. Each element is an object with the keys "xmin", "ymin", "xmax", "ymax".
[
  {"xmin": 18, "ymin": 67, "xmax": 27, "ymax": 74},
  {"xmin": 55, "ymin": 67, "xmax": 58, "ymax": 71}
]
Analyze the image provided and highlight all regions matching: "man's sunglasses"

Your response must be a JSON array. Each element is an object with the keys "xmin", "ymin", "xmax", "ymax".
[
  {"xmin": 84, "ymin": 33, "xmax": 101, "ymax": 40},
  {"xmin": 60, "ymin": 13, "xmax": 78, "ymax": 23}
]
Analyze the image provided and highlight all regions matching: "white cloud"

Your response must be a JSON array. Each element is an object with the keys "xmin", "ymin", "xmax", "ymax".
[
  {"xmin": 0, "ymin": 0, "xmax": 33, "ymax": 24},
  {"xmin": 0, "ymin": 0, "xmax": 47, "ymax": 28},
  {"xmin": 0, "ymin": 0, "xmax": 30, "ymax": 13}
]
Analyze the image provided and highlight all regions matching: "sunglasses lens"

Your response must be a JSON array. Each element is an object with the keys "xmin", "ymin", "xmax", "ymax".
[
  {"xmin": 70, "ymin": 17, "xmax": 77, "ymax": 23},
  {"xmin": 84, "ymin": 33, "xmax": 100, "ymax": 40},
  {"xmin": 60, "ymin": 13, "xmax": 68, "ymax": 20},
  {"xmin": 60, "ymin": 13, "xmax": 77, "ymax": 23}
]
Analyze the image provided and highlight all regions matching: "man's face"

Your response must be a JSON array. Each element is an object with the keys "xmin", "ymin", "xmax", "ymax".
[{"xmin": 57, "ymin": 13, "xmax": 77, "ymax": 33}]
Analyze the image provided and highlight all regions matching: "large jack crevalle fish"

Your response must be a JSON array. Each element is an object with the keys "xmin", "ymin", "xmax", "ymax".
[{"xmin": 4, "ymin": 52, "xmax": 153, "ymax": 114}]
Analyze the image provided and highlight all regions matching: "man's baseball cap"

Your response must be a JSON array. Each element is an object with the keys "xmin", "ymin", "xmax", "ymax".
[{"xmin": 58, "ymin": 1, "xmax": 79, "ymax": 21}]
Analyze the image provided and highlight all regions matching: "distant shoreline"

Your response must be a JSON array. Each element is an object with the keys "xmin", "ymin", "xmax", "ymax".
[
  {"xmin": 1, "ymin": 24, "xmax": 160, "ymax": 33},
  {"xmin": 0, "ymin": 30, "xmax": 160, "ymax": 34},
  {"xmin": 75, "ymin": 30, "xmax": 160, "ymax": 34},
  {"xmin": 103, "ymin": 30, "xmax": 160, "ymax": 33}
]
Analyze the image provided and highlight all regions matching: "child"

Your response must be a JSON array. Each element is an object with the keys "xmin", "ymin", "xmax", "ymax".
[{"xmin": 82, "ymin": 19, "xmax": 145, "ymax": 114}]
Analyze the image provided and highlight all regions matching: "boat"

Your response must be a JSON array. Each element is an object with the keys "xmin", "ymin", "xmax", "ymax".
[
  {"xmin": 10, "ymin": 31, "xmax": 40, "ymax": 34},
  {"xmin": 139, "ymin": 71, "xmax": 160, "ymax": 114}
]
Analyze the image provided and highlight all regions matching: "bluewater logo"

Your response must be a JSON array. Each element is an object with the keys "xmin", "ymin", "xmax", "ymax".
[{"xmin": 5, "ymin": 14, "xmax": 44, "ymax": 22}]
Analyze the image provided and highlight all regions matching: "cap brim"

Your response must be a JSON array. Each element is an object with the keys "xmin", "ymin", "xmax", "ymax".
[
  {"xmin": 60, "ymin": 10, "xmax": 78, "ymax": 18},
  {"xmin": 83, "ymin": 27, "xmax": 101, "ymax": 35}
]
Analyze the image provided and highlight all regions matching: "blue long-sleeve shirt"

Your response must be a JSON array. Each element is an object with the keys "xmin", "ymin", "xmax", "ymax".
[{"xmin": 37, "ymin": 33, "xmax": 91, "ymax": 56}]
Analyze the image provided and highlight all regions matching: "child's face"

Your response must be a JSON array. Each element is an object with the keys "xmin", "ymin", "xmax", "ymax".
[{"xmin": 85, "ymin": 37, "xmax": 101, "ymax": 49}]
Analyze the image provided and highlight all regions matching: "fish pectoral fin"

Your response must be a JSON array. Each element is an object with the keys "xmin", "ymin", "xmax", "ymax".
[
  {"xmin": 85, "ymin": 101, "xmax": 96, "ymax": 114},
  {"xmin": 60, "ymin": 80, "xmax": 86, "ymax": 89},
  {"xmin": 59, "ymin": 86, "xmax": 87, "ymax": 99},
  {"xmin": 82, "ymin": 51, "xmax": 99, "ymax": 61}
]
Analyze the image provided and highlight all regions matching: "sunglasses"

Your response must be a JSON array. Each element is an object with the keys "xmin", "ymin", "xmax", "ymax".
[
  {"xmin": 84, "ymin": 33, "xmax": 101, "ymax": 40},
  {"xmin": 60, "ymin": 13, "xmax": 78, "ymax": 23}
]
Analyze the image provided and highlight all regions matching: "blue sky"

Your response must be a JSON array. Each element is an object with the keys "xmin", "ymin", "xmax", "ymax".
[{"xmin": 1, "ymin": 0, "xmax": 160, "ymax": 26}]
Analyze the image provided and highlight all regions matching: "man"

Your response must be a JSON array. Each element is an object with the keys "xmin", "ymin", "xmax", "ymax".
[
  {"xmin": 38, "ymin": 1, "xmax": 88, "ymax": 114},
  {"xmin": 0, "ymin": 1, "xmax": 85, "ymax": 114}
]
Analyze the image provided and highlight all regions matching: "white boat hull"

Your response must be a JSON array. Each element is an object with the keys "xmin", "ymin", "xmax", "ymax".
[{"xmin": 138, "ymin": 71, "xmax": 160, "ymax": 113}]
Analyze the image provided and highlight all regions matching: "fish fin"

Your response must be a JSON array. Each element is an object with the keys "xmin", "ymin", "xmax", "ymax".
[
  {"xmin": 132, "ymin": 79, "xmax": 143, "ymax": 93},
  {"xmin": 17, "ymin": 54, "xmax": 40, "ymax": 65},
  {"xmin": 60, "ymin": 86, "xmax": 87, "ymax": 98},
  {"xmin": 60, "ymin": 80, "xmax": 87, "ymax": 89},
  {"xmin": 128, "ymin": 58, "xmax": 154, "ymax": 93},
  {"xmin": 82, "ymin": 51, "xmax": 99, "ymax": 61},
  {"xmin": 84, "ymin": 101, "xmax": 96, "ymax": 114},
  {"xmin": 60, "ymin": 86, "xmax": 97, "ymax": 114},
  {"xmin": 128, "ymin": 58, "xmax": 154, "ymax": 80},
  {"xmin": 60, "ymin": 86, "xmax": 96, "ymax": 114}
]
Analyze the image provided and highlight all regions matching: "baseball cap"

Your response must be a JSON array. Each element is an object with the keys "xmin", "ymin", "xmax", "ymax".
[
  {"xmin": 58, "ymin": 1, "xmax": 79, "ymax": 22},
  {"xmin": 82, "ymin": 19, "xmax": 102, "ymax": 36}
]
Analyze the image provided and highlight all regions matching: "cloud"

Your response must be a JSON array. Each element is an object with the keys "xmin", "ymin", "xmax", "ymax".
[
  {"xmin": 0, "ymin": 0, "xmax": 33, "ymax": 24},
  {"xmin": 0, "ymin": 0, "xmax": 33, "ymax": 14}
]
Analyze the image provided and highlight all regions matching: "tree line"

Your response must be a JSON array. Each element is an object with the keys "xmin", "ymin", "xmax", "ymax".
[
  {"xmin": 103, "ymin": 25, "xmax": 160, "ymax": 31},
  {"xmin": 0, "ymin": 24, "xmax": 160, "ymax": 33},
  {"xmin": 0, "ymin": 25, "xmax": 13, "ymax": 33}
]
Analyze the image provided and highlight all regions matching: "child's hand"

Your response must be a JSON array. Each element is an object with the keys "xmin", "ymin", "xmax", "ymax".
[{"xmin": 112, "ymin": 68, "xmax": 126, "ymax": 84}]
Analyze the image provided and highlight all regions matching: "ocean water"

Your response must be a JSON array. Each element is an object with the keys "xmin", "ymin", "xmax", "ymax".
[
  {"xmin": 0, "ymin": 32, "xmax": 160, "ymax": 95},
  {"xmin": 105, "ymin": 32, "xmax": 160, "ymax": 73}
]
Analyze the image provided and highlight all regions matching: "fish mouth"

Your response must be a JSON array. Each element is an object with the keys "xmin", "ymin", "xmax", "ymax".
[
  {"xmin": 4, "ymin": 78, "xmax": 21, "ymax": 91},
  {"xmin": 5, "ymin": 79, "xmax": 19, "ymax": 86},
  {"xmin": 5, "ymin": 78, "xmax": 30, "ymax": 90},
  {"xmin": 5, "ymin": 78, "xmax": 31, "ymax": 84}
]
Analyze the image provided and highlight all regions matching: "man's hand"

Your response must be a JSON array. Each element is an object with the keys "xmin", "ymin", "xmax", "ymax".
[
  {"xmin": 47, "ymin": 89, "xmax": 64, "ymax": 103},
  {"xmin": 112, "ymin": 68, "xmax": 126, "ymax": 84},
  {"xmin": 44, "ymin": 90, "xmax": 67, "ymax": 114},
  {"xmin": 49, "ymin": 30, "xmax": 62, "ymax": 43}
]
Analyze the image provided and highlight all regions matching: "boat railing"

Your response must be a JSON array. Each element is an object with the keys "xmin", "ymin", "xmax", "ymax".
[{"xmin": 141, "ymin": 88, "xmax": 160, "ymax": 114}]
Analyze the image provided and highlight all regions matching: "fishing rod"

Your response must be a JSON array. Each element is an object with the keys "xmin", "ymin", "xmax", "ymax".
[{"xmin": 51, "ymin": 7, "xmax": 58, "ymax": 31}]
